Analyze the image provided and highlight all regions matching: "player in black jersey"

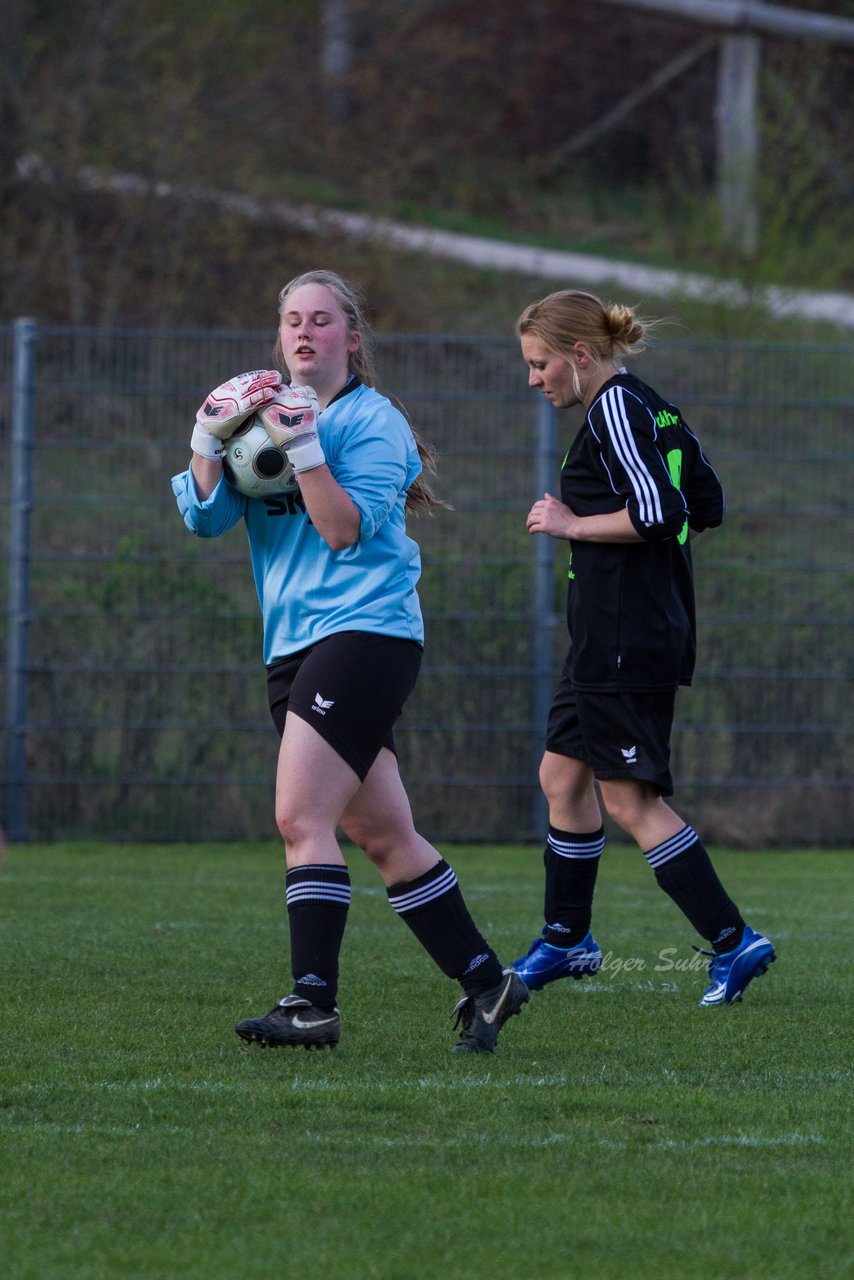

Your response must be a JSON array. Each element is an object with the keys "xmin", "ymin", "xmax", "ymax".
[{"xmin": 510, "ymin": 289, "xmax": 775, "ymax": 1007}]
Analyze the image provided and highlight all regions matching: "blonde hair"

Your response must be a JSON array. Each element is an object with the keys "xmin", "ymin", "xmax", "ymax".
[
  {"xmin": 275, "ymin": 269, "xmax": 447, "ymax": 516},
  {"xmin": 516, "ymin": 289, "xmax": 651, "ymax": 402}
]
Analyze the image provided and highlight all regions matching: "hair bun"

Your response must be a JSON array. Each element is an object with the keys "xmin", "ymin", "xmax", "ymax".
[{"xmin": 605, "ymin": 304, "xmax": 644, "ymax": 347}]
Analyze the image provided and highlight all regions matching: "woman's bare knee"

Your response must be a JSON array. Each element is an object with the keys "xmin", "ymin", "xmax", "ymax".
[
  {"xmin": 540, "ymin": 754, "xmax": 584, "ymax": 801},
  {"xmin": 539, "ymin": 752, "xmax": 599, "ymax": 828},
  {"xmin": 598, "ymin": 779, "xmax": 678, "ymax": 846},
  {"xmin": 275, "ymin": 806, "xmax": 300, "ymax": 846},
  {"xmin": 346, "ymin": 816, "xmax": 393, "ymax": 863},
  {"xmin": 344, "ymin": 816, "xmax": 419, "ymax": 875},
  {"xmin": 275, "ymin": 804, "xmax": 338, "ymax": 858}
]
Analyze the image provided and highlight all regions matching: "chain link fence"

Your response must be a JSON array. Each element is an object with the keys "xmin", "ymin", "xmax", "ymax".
[{"xmin": 2, "ymin": 323, "xmax": 852, "ymax": 846}]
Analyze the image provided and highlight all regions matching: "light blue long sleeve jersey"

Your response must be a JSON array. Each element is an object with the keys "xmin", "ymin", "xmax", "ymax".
[{"xmin": 171, "ymin": 380, "xmax": 425, "ymax": 665}]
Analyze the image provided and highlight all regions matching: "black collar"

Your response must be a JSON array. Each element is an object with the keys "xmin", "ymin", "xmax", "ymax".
[{"xmin": 325, "ymin": 375, "xmax": 361, "ymax": 409}]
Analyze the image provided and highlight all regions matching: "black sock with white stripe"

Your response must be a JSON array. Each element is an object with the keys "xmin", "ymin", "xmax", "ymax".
[
  {"xmin": 646, "ymin": 826, "xmax": 744, "ymax": 950},
  {"xmin": 387, "ymin": 859, "xmax": 504, "ymax": 996},
  {"xmin": 543, "ymin": 826, "xmax": 605, "ymax": 947},
  {"xmin": 286, "ymin": 864, "xmax": 351, "ymax": 1011}
]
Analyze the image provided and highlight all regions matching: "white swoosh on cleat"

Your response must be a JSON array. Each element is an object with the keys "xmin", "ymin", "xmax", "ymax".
[
  {"xmin": 291, "ymin": 1015, "xmax": 338, "ymax": 1030},
  {"xmin": 482, "ymin": 983, "xmax": 512, "ymax": 1025}
]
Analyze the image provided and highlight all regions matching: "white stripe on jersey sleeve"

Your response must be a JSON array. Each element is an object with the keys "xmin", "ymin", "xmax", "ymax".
[{"xmin": 599, "ymin": 386, "xmax": 664, "ymax": 526}]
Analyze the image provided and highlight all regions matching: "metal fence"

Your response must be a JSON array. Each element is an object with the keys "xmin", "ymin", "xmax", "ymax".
[{"xmin": 2, "ymin": 322, "xmax": 852, "ymax": 846}]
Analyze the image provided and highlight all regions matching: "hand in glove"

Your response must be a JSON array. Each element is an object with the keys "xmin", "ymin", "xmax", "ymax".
[
  {"xmin": 191, "ymin": 369, "xmax": 282, "ymax": 460},
  {"xmin": 258, "ymin": 385, "xmax": 325, "ymax": 474}
]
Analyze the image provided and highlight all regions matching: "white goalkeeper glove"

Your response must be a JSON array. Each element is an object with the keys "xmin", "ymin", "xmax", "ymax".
[
  {"xmin": 258, "ymin": 384, "xmax": 325, "ymax": 475},
  {"xmin": 191, "ymin": 369, "xmax": 282, "ymax": 460}
]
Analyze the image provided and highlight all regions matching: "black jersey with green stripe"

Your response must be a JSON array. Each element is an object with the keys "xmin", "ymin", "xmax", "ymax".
[{"xmin": 560, "ymin": 371, "xmax": 724, "ymax": 692}]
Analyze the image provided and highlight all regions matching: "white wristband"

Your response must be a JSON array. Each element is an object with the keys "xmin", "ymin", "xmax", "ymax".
[
  {"xmin": 191, "ymin": 423, "xmax": 224, "ymax": 460},
  {"xmin": 286, "ymin": 434, "xmax": 326, "ymax": 474}
]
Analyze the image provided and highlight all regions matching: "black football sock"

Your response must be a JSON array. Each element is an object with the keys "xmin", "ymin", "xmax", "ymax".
[
  {"xmin": 286, "ymin": 864, "xmax": 351, "ymax": 1010},
  {"xmin": 387, "ymin": 859, "xmax": 504, "ymax": 996},
  {"xmin": 543, "ymin": 825, "xmax": 605, "ymax": 947},
  {"xmin": 645, "ymin": 826, "xmax": 745, "ymax": 950}
]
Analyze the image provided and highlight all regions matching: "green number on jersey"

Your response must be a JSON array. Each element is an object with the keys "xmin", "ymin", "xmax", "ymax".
[{"xmin": 666, "ymin": 448, "xmax": 689, "ymax": 545}]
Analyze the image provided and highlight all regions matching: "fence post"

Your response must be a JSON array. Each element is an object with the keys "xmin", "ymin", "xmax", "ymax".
[
  {"xmin": 5, "ymin": 317, "xmax": 38, "ymax": 842},
  {"xmin": 530, "ymin": 396, "xmax": 558, "ymax": 835}
]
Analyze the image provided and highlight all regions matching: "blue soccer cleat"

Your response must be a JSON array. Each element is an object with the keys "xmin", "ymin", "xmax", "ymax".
[
  {"xmin": 697, "ymin": 925, "xmax": 776, "ymax": 1007},
  {"xmin": 510, "ymin": 929, "xmax": 603, "ymax": 992}
]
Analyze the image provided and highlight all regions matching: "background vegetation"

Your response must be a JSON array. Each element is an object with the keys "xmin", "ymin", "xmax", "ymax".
[
  {"xmin": 1, "ymin": 4, "xmax": 851, "ymax": 843},
  {"xmin": 2, "ymin": 0, "xmax": 852, "ymax": 337}
]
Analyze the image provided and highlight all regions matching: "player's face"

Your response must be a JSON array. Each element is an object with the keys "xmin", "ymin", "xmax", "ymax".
[
  {"xmin": 520, "ymin": 334, "xmax": 580, "ymax": 409},
  {"xmin": 279, "ymin": 283, "xmax": 360, "ymax": 394}
]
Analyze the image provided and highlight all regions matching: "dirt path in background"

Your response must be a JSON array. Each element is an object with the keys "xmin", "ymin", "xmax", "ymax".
[{"xmin": 26, "ymin": 158, "xmax": 854, "ymax": 331}]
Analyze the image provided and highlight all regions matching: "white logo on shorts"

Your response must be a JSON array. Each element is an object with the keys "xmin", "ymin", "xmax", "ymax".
[
  {"xmin": 621, "ymin": 745, "xmax": 638, "ymax": 764},
  {"xmin": 312, "ymin": 692, "xmax": 335, "ymax": 715}
]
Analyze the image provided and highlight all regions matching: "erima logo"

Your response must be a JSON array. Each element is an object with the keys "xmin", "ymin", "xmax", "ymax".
[
  {"xmin": 621, "ymin": 745, "xmax": 638, "ymax": 764},
  {"xmin": 272, "ymin": 410, "xmax": 305, "ymax": 428},
  {"xmin": 312, "ymin": 692, "xmax": 334, "ymax": 715}
]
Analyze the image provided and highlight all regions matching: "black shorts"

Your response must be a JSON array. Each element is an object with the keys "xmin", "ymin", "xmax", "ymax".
[
  {"xmin": 545, "ymin": 669, "xmax": 676, "ymax": 796},
  {"xmin": 266, "ymin": 632, "xmax": 423, "ymax": 781}
]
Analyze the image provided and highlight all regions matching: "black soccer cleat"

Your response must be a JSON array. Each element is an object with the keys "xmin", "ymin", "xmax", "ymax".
[
  {"xmin": 235, "ymin": 994, "xmax": 341, "ymax": 1050},
  {"xmin": 451, "ymin": 970, "xmax": 530, "ymax": 1054}
]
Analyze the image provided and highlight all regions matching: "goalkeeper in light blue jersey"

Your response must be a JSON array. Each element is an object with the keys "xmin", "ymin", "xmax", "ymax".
[
  {"xmin": 175, "ymin": 373, "xmax": 425, "ymax": 664},
  {"xmin": 170, "ymin": 269, "xmax": 529, "ymax": 1055}
]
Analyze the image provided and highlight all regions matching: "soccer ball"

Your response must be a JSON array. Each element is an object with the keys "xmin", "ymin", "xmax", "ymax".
[{"xmin": 222, "ymin": 417, "xmax": 297, "ymax": 498}]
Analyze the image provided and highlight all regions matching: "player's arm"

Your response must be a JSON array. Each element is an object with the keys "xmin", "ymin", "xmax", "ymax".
[
  {"xmin": 172, "ymin": 462, "xmax": 245, "ymax": 538},
  {"xmin": 682, "ymin": 428, "xmax": 725, "ymax": 532},
  {"xmin": 593, "ymin": 388, "xmax": 688, "ymax": 541},
  {"xmin": 527, "ymin": 493, "xmax": 643, "ymax": 542},
  {"xmin": 293, "ymin": 467, "xmax": 361, "ymax": 550},
  {"xmin": 191, "ymin": 455, "xmax": 223, "ymax": 501},
  {"xmin": 259, "ymin": 385, "xmax": 360, "ymax": 550}
]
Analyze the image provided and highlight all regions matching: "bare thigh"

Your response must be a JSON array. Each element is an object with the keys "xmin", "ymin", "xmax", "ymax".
[
  {"xmin": 275, "ymin": 712, "xmax": 363, "ymax": 867},
  {"xmin": 340, "ymin": 747, "xmax": 441, "ymax": 885}
]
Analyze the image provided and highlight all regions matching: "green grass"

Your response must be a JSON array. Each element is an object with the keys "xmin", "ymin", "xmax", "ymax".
[{"xmin": 2, "ymin": 843, "xmax": 851, "ymax": 1279}]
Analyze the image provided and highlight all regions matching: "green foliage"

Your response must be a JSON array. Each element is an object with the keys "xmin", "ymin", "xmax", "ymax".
[
  {"xmin": 644, "ymin": 48, "xmax": 854, "ymax": 299},
  {"xmin": 2, "ymin": 2, "xmax": 851, "ymax": 334},
  {"xmin": 1, "ymin": 842, "xmax": 851, "ymax": 1279}
]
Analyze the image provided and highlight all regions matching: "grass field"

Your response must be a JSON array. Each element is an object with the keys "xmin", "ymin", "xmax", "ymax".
[{"xmin": 1, "ymin": 841, "xmax": 851, "ymax": 1279}]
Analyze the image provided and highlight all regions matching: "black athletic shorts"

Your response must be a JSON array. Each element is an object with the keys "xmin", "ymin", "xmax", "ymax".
[
  {"xmin": 266, "ymin": 631, "xmax": 423, "ymax": 781},
  {"xmin": 545, "ymin": 668, "xmax": 676, "ymax": 796}
]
